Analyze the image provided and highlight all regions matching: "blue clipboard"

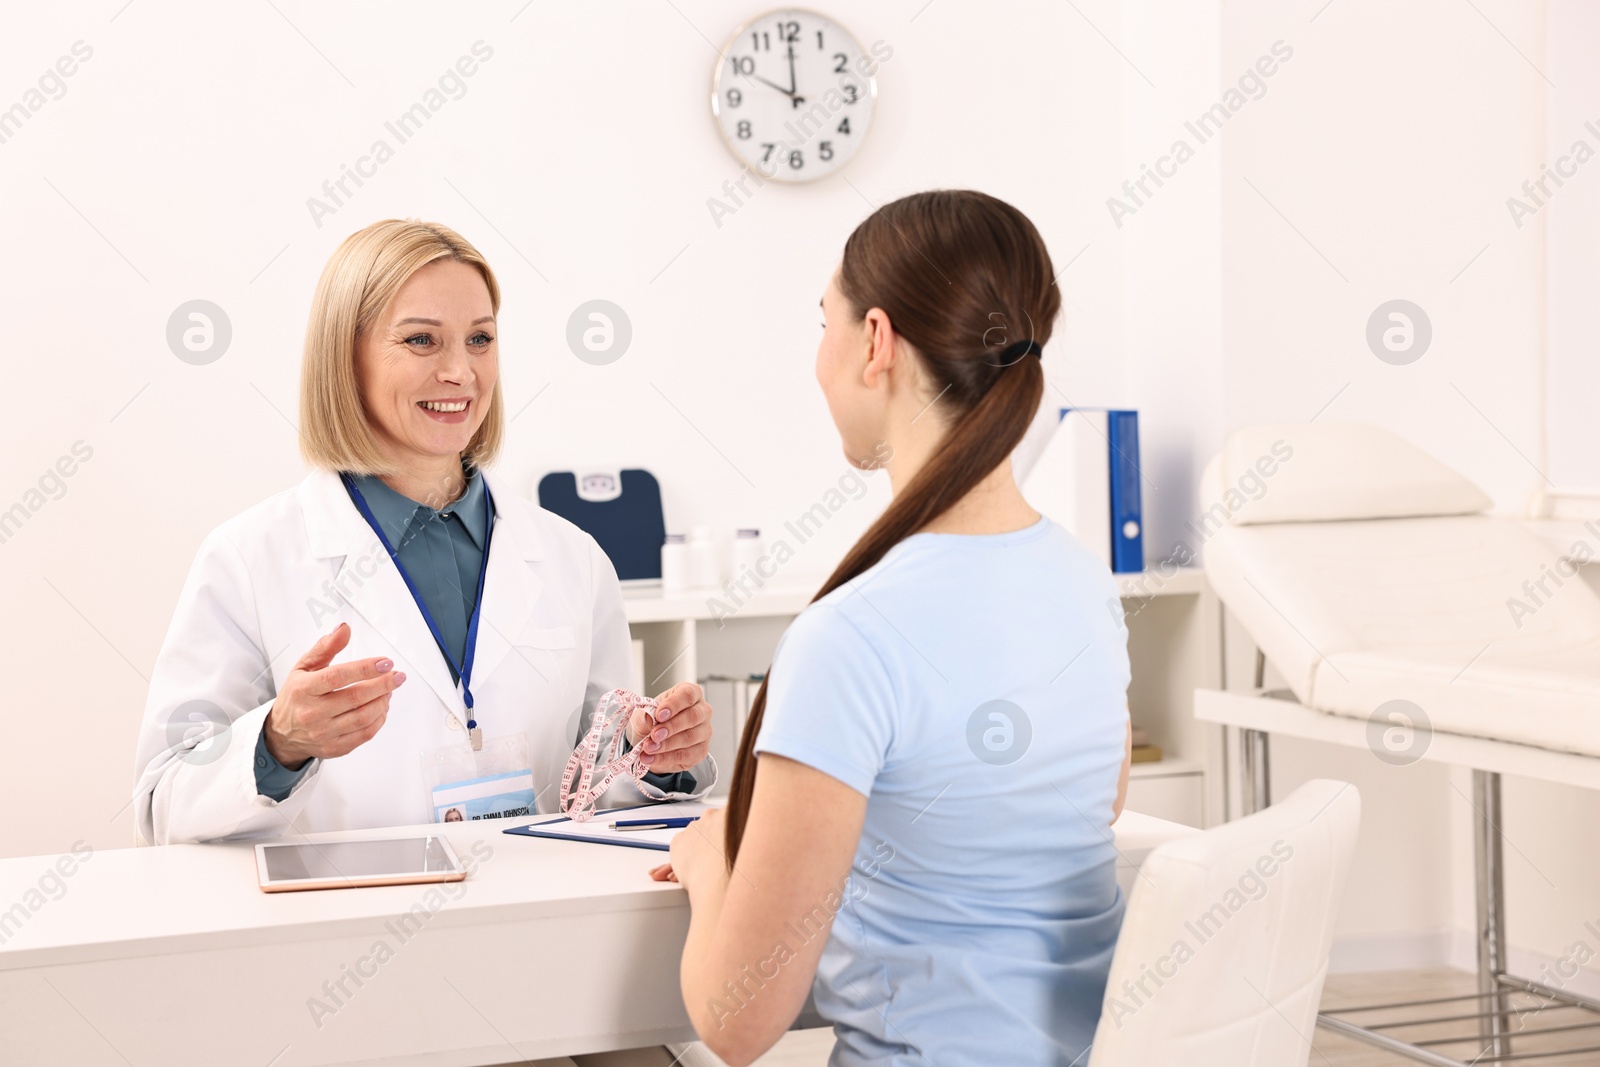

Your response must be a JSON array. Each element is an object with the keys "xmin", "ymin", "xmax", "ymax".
[{"xmin": 502, "ymin": 802, "xmax": 710, "ymax": 853}]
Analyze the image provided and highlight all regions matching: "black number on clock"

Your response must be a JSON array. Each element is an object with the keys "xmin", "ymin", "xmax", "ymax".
[
  {"xmin": 833, "ymin": 53, "xmax": 848, "ymax": 74},
  {"xmin": 751, "ymin": 31, "xmax": 770, "ymax": 51},
  {"xmin": 842, "ymin": 82, "xmax": 858, "ymax": 104},
  {"xmin": 837, "ymin": 117, "xmax": 851, "ymax": 135},
  {"xmin": 737, "ymin": 120, "xmax": 751, "ymax": 140},
  {"xmin": 727, "ymin": 88, "xmax": 742, "ymax": 108},
  {"xmin": 730, "ymin": 56, "xmax": 754, "ymax": 75},
  {"xmin": 788, "ymin": 149, "xmax": 804, "ymax": 169},
  {"xmin": 761, "ymin": 143, "xmax": 777, "ymax": 163},
  {"xmin": 819, "ymin": 141, "xmax": 834, "ymax": 161},
  {"xmin": 776, "ymin": 20, "xmax": 800, "ymax": 43},
  {"xmin": 816, "ymin": 30, "xmax": 824, "ymax": 49}
]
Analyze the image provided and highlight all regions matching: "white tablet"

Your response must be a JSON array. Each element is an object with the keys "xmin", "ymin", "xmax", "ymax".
[{"xmin": 255, "ymin": 835, "xmax": 468, "ymax": 893}]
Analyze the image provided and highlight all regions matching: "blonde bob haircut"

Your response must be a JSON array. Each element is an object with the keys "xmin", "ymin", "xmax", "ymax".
[{"xmin": 299, "ymin": 219, "xmax": 504, "ymax": 476}]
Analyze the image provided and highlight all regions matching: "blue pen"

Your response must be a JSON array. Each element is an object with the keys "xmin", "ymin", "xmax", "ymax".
[{"xmin": 610, "ymin": 816, "xmax": 700, "ymax": 831}]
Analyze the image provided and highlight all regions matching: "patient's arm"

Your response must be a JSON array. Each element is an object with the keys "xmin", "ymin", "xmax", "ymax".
[
  {"xmin": 673, "ymin": 755, "xmax": 866, "ymax": 1067},
  {"xmin": 1112, "ymin": 713, "xmax": 1132, "ymax": 824}
]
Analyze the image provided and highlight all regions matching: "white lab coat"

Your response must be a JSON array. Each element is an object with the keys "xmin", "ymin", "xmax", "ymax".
[{"xmin": 132, "ymin": 467, "xmax": 713, "ymax": 845}]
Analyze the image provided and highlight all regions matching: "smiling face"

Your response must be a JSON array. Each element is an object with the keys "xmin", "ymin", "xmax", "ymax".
[{"xmin": 354, "ymin": 258, "xmax": 498, "ymax": 471}]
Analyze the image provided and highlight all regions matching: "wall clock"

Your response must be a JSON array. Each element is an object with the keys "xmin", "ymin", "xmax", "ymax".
[{"xmin": 710, "ymin": 9, "xmax": 879, "ymax": 183}]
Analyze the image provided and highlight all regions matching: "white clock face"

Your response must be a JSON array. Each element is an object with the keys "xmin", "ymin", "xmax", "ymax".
[{"xmin": 711, "ymin": 9, "xmax": 877, "ymax": 183}]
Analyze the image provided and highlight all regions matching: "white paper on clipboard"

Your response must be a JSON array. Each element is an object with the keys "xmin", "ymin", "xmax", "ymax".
[{"xmin": 503, "ymin": 801, "xmax": 720, "ymax": 852}]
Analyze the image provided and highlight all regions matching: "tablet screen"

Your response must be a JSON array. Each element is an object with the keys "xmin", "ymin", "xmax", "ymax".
[{"xmin": 262, "ymin": 837, "xmax": 457, "ymax": 883}]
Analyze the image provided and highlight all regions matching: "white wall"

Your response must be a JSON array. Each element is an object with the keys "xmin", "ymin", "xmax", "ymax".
[
  {"xmin": 0, "ymin": 0, "xmax": 1134, "ymax": 860},
  {"xmin": 1221, "ymin": 0, "xmax": 1547, "ymax": 512},
  {"xmin": 1505, "ymin": 0, "xmax": 1600, "ymax": 991},
  {"xmin": 1547, "ymin": 0, "xmax": 1600, "ymax": 492},
  {"xmin": 1116, "ymin": 5, "xmax": 1227, "ymax": 566}
]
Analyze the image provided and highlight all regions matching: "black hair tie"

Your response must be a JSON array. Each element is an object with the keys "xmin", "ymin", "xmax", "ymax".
[{"xmin": 995, "ymin": 339, "xmax": 1042, "ymax": 366}]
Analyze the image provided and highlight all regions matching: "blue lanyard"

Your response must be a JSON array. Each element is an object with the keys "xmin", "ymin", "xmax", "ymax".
[{"xmin": 338, "ymin": 471, "xmax": 495, "ymax": 734}]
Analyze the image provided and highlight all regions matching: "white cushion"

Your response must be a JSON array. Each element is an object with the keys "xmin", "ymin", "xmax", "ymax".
[
  {"xmin": 1206, "ymin": 422, "xmax": 1492, "ymax": 526},
  {"xmin": 1205, "ymin": 513, "xmax": 1600, "ymax": 757},
  {"xmin": 1089, "ymin": 780, "xmax": 1361, "ymax": 1067}
]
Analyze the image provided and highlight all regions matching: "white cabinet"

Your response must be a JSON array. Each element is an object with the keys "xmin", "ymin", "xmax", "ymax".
[
  {"xmin": 1125, "ymin": 759, "xmax": 1207, "ymax": 828},
  {"xmin": 623, "ymin": 567, "xmax": 1225, "ymax": 826}
]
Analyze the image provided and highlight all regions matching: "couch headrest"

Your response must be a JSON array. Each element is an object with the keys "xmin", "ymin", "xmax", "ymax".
[{"xmin": 1198, "ymin": 422, "xmax": 1492, "ymax": 526}]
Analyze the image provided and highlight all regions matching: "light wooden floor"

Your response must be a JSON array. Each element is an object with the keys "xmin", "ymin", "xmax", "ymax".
[{"xmin": 742, "ymin": 967, "xmax": 1600, "ymax": 1066}]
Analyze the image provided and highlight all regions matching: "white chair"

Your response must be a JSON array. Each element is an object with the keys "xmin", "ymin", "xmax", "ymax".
[
  {"xmin": 1088, "ymin": 778, "xmax": 1361, "ymax": 1067},
  {"xmin": 665, "ymin": 809, "xmax": 1207, "ymax": 1067},
  {"xmin": 1193, "ymin": 420, "xmax": 1600, "ymax": 1064}
]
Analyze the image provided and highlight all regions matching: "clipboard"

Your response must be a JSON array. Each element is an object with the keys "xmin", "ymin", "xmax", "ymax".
[{"xmin": 502, "ymin": 801, "xmax": 716, "ymax": 853}]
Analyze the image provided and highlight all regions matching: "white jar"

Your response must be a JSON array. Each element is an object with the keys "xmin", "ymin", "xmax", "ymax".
[
  {"xmin": 660, "ymin": 533, "xmax": 689, "ymax": 592},
  {"xmin": 732, "ymin": 528, "xmax": 763, "ymax": 581},
  {"xmin": 687, "ymin": 526, "xmax": 719, "ymax": 588}
]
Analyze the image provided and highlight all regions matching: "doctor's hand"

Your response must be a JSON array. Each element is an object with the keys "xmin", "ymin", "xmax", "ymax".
[
  {"xmin": 263, "ymin": 622, "xmax": 408, "ymax": 769},
  {"xmin": 627, "ymin": 681, "xmax": 713, "ymax": 775}
]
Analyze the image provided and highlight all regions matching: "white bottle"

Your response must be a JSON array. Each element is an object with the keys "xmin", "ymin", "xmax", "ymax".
[
  {"xmin": 660, "ymin": 533, "xmax": 689, "ymax": 592},
  {"xmin": 687, "ymin": 526, "xmax": 719, "ymax": 588},
  {"xmin": 732, "ymin": 528, "xmax": 763, "ymax": 582}
]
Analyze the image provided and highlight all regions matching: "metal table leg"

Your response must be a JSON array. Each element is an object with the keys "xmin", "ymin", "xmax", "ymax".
[
  {"xmin": 1241, "ymin": 728, "xmax": 1271, "ymax": 816},
  {"xmin": 1474, "ymin": 769, "xmax": 1511, "ymax": 1060}
]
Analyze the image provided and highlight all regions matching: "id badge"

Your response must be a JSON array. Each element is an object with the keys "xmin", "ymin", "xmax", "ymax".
[{"xmin": 421, "ymin": 731, "xmax": 537, "ymax": 823}]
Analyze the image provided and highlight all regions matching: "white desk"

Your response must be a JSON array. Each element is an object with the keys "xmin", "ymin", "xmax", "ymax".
[{"xmin": 0, "ymin": 810, "xmax": 1194, "ymax": 1066}]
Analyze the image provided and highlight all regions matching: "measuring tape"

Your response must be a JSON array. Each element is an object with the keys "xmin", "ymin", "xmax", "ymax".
[{"xmin": 559, "ymin": 688, "xmax": 658, "ymax": 821}]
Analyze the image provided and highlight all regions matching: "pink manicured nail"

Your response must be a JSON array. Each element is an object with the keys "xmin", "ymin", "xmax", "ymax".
[
  {"xmin": 393, "ymin": 672, "xmax": 406, "ymax": 684},
  {"xmin": 375, "ymin": 658, "xmax": 394, "ymax": 672},
  {"xmin": 652, "ymin": 727, "xmax": 669, "ymax": 742}
]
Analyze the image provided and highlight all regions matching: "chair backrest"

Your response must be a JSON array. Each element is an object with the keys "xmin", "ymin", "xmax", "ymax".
[
  {"xmin": 1088, "ymin": 779, "xmax": 1361, "ymax": 1067},
  {"xmin": 1110, "ymin": 809, "xmax": 1202, "ymax": 896}
]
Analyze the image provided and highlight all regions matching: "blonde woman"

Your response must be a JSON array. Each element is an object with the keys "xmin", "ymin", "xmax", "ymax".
[{"xmin": 133, "ymin": 219, "xmax": 715, "ymax": 852}]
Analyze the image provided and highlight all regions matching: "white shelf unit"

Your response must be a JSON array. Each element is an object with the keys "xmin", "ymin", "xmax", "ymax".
[{"xmin": 623, "ymin": 567, "xmax": 1225, "ymax": 827}]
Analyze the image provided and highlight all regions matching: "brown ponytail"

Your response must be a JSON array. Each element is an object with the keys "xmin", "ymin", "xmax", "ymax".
[{"xmin": 722, "ymin": 190, "xmax": 1060, "ymax": 867}]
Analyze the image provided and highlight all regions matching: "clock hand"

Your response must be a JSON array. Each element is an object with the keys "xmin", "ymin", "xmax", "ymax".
[
  {"xmin": 752, "ymin": 72, "xmax": 808, "ymax": 107},
  {"xmin": 753, "ymin": 74, "xmax": 796, "ymax": 97},
  {"xmin": 785, "ymin": 44, "xmax": 805, "ymax": 109}
]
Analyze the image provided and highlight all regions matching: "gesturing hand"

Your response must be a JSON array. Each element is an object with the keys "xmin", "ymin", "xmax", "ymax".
[
  {"xmin": 263, "ymin": 622, "xmax": 407, "ymax": 768},
  {"xmin": 626, "ymin": 681, "xmax": 714, "ymax": 775}
]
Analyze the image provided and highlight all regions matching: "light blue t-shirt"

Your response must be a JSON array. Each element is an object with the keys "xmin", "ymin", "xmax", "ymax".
[{"xmin": 755, "ymin": 515, "xmax": 1131, "ymax": 1067}]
